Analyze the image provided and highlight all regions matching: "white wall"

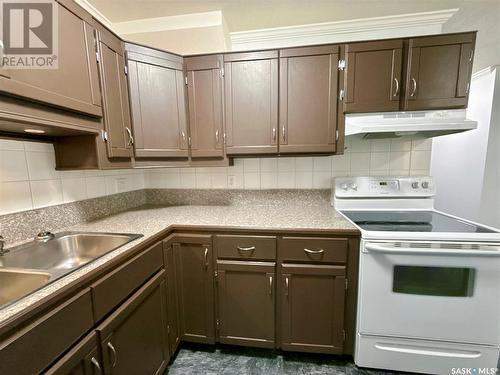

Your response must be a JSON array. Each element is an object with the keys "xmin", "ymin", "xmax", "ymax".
[
  {"xmin": 145, "ymin": 136, "xmax": 432, "ymax": 190},
  {"xmin": 0, "ymin": 140, "xmax": 145, "ymax": 215},
  {"xmin": 431, "ymin": 67, "xmax": 499, "ymax": 228}
]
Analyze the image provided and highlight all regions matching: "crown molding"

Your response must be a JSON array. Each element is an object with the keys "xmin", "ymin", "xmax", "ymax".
[
  {"xmin": 73, "ymin": 0, "xmax": 114, "ymax": 30},
  {"xmin": 113, "ymin": 11, "xmax": 225, "ymax": 35},
  {"xmin": 230, "ymin": 8, "xmax": 459, "ymax": 50}
]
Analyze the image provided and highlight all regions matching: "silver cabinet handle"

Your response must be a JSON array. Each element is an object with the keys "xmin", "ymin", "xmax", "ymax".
[
  {"xmin": 282, "ymin": 126, "xmax": 286, "ymax": 142},
  {"xmin": 393, "ymin": 77, "xmax": 399, "ymax": 97},
  {"xmin": 215, "ymin": 129, "xmax": 220, "ymax": 143},
  {"xmin": 181, "ymin": 131, "xmax": 186, "ymax": 143},
  {"xmin": 304, "ymin": 248, "xmax": 325, "ymax": 254},
  {"xmin": 285, "ymin": 276, "xmax": 289, "ymax": 297},
  {"xmin": 125, "ymin": 127, "xmax": 134, "ymax": 146},
  {"xmin": 469, "ymin": 49, "xmax": 474, "ymax": 62},
  {"xmin": 90, "ymin": 357, "xmax": 102, "ymax": 373},
  {"xmin": 107, "ymin": 342, "xmax": 117, "ymax": 368},
  {"xmin": 272, "ymin": 128, "xmax": 276, "ymax": 141},
  {"xmin": 204, "ymin": 247, "xmax": 209, "ymax": 268},
  {"xmin": 410, "ymin": 78, "xmax": 417, "ymax": 97},
  {"xmin": 269, "ymin": 275, "xmax": 273, "ymax": 296},
  {"xmin": 237, "ymin": 246, "xmax": 255, "ymax": 251}
]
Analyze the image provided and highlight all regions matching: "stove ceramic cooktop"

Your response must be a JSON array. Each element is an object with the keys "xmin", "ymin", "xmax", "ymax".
[{"xmin": 341, "ymin": 210, "xmax": 497, "ymax": 233}]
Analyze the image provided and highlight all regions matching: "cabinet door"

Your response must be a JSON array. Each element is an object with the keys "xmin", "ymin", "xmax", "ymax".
[
  {"xmin": 45, "ymin": 332, "xmax": 102, "ymax": 375},
  {"xmin": 344, "ymin": 40, "xmax": 403, "ymax": 113},
  {"xmin": 404, "ymin": 33, "xmax": 476, "ymax": 110},
  {"xmin": 279, "ymin": 46, "xmax": 339, "ymax": 153},
  {"xmin": 217, "ymin": 260, "xmax": 275, "ymax": 348},
  {"xmin": 127, "ymin": 47, "xmax": 189, "ymax": 159},
  {"xmin": 224, "ymin": 51, "xmax": 279, "ymax": 155},
  {"xmin": 174, "ymin": 238, "xmax": 215, "ymax": 344},
  {"xmin": 0, "ymin": 0, "xmax": 101, "ymax": 117},
  {"xmin": 96, "ymin": 28, "xmax": 133, "ymax": 158},
  {"xmin": 279, "ymin": 263, "xmax": 346, "ymax": 354},
  {"xmin": 186, "ymin": 55, "xmax": 225, "ymax": 159},
  {"xmin": 96, "ymin": 271, "xmax": 170, "ymax": 375},
  {"xmin": 164, "ymin": 243, "xmax": 181, "ymax": 355}
]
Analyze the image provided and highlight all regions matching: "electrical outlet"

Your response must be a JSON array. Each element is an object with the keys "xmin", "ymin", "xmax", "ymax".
[{"xmin": 115, "ymin": 177, "xmax": 127, "ymax": 193}]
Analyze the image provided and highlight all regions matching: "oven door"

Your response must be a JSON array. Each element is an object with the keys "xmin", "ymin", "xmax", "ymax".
[{"xmin": 358, "ymin": 240, "xmax": 500, "ymax": 344}]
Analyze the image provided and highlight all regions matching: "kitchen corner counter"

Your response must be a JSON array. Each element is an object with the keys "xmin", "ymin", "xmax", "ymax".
[{"xmin": 0, "ymin": 195, "xmax": 358, "ymax": 329}]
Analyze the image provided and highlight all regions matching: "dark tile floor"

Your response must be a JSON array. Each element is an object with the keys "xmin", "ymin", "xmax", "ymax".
[{"xmin": 165, "ymin": 344, "xmax": 408, "ymax": 375}]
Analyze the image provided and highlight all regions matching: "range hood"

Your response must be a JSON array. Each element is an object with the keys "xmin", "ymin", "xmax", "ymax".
[{"xmin": 345, "ymin": 109, "xmax": 477, "ymax": 139}]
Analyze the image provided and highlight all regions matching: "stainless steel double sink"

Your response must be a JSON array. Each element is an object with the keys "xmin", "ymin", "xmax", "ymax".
[{"xmin": 0, "ymin": 232, "xmax": 142, "ymax": 307}]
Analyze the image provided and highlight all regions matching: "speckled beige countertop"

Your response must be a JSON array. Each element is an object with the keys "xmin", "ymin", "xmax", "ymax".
[{"xmin": 0, "ymin": 202, "xmax": 357, "ymax": 326}]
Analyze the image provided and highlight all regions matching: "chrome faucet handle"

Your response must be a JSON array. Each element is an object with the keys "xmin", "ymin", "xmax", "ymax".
[{"xmin": 35, "ymin": 231, "xmax": 55, "ymax": 242}]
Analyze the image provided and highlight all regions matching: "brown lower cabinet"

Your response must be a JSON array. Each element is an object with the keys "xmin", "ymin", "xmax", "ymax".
[
  {"xmin": 45, "ymin": 332, "xmax": 102, "ymax": 375},
  {"xmin": 278, "ymin": 263, "xmax": 346, "ymax": 354},
  {"xmin": 216, "ymin": 260, "xmax": 276, "ymax": 348},
  {"xmin": 173, "ymin": 235, "xmax": 216, "ymax": 344},
  {"xmin": 1, "ymin": 231, "xmax": 359, "ymax": 375}
]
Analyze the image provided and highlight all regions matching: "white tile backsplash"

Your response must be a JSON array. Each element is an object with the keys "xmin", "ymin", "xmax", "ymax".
[
  {"xmin": 143, "ymin": 135, "xmax": 432, "ymax": 191},
  {"xmin": 0, "ymin": 136, "xmax": 432, "ymax": 215},
  {"xmin": 0, "ymin": 140, "xmax": 146, "ymax": 215}
]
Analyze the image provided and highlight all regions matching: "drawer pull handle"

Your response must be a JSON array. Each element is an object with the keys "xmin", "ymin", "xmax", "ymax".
[
  {"xmin": 204, "ymin": 248, "xmax": 209, "ymax": 268},
  {"xmin": 269, "ymin": 275, "xmax": 273, "ymax": 296},
  {"xmin": 107, "ymin": 342, "xmax": 117, "ymax": 368},
  {"xmin": 237, "ymin": 246, "xmax": 255, "ymax": 251},
  {"xmin": 237, "ymin": 246, "xmax": 256, "ymax": 252},
  {"xmin": 304, "ymin": 248, "xmax": 324, "ymax": 254},
  {"xmin": 91, "ymin": 357, "xmax": 102, "ymax": 373},
  {"xmin": 285, "ymin": 276, "xmax": 289, "ymax": 297}
]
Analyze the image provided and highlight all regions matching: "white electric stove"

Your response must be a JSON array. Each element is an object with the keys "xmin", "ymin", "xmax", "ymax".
[{"xmin": 332, "ymin": 176, "xmax": 500, "ymax": 375}]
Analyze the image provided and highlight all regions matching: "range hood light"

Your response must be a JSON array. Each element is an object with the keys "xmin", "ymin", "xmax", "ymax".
[{"xmin": 24, "ymin": 129, "xmax": 45, "ymax": 134}]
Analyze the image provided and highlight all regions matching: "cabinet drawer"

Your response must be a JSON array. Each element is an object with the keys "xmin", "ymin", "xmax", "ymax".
[
  {"xmin": 91, "ymin": 242, "xmax": 163, "ymax": 322},
  {"xmin": 0, "ymin": 289, "xmax": 93, "ymax": 375},
  {"xmin": 278, "ymin": 237, "xmax": 348, "ymax": 263},
  {"xmin": 215, "ymin": 235, "xmax": 276, "ymax": 260}
]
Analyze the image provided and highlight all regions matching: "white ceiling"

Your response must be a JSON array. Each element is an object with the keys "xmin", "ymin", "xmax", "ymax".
[{"xmin": 87, "ymin": 0, "xmax": 474, "ymax": 32}]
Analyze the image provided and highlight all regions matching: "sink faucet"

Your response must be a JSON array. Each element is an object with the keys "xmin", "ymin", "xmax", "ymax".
[{"xmin": 0, "ymin": 235, "xmax": 8, "ymax": 256}]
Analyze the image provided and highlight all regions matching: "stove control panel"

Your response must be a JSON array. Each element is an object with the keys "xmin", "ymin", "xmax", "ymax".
[{"xmin": 334, "ymin": 176, "xmax": 435, "ymax": 198}]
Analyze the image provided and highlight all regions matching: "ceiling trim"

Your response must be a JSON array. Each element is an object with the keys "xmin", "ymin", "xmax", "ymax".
[
  {"xmin": 73, "ymin": 0, "xmax": 114, "ymax": 30},
  {"xmin": 112, "ymin": 11, "xmax": 225, "ymax": 35},
  {"xmin": 230, "ymin": 8, "xmax": 459, "ymax": 50}
]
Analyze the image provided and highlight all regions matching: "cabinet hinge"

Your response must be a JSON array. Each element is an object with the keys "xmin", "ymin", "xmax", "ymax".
[
  {"xmin": 345, "ymin": 278, "xmax": 348, "ymax": 290},
  {"xmin": 465, "ymin": 82, "xmax": 470, "ymax": 94},
  {"xmin": 339, "ymin": 89, "xmax": 345, "ymax": 101},
  {"xmin": 214, "ymin": 270, "xmax": 218, "ymax": 281},
  {"xmin": 336, "ymin": 130, "xmax": 339, "ymax": 142},
  {"xmin": 188, "ymin": 136, "xmax": 192, "ymax": 146},
  {"xmin": 167, "ymin": 324, "xmax": 171, "ymax": 334},
  {"xmin": 185, "ymin": 76, "xmax": 188, "ymax": 85},
  {"xmin": 223, "ymin": 132, "xmax": 226, "ymax": 145},
  {"xmin": 220, "ymin": 67, "xmax": 225, "ymax": 78},
  {"xmin": 338, "ymin": 59, "xmax": 346, "ymax": 71},
  {"xmin": 101, "ymin": 130, "xmax": 108, "ymax": 142},
  {"xmin": 342, "ymin": 330, "xmax": 346, "ymax": 342},
  {"xmin": 216, "ymin": 319, "xmax": 220, "ymax": 331},
  {"xmin": 124, "ymin": 65, "xmax": 128, "ymax": 75},
  {"xmin": 96, "ymin": 51, "xmax": 100, "ymax": 63}
]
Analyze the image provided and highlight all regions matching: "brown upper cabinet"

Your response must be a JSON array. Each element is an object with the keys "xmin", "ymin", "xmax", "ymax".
[
  {"xmin": 0, "ymin": 0, "xmax": 102, "ymax": 118},
  {"xmin": 95, "ymin": 25, "xmax": 133, "ymax": 159},
  {"xmin": 224, "ymin": 51, "xmax": 279, "ymax": 155},
  {"xmin": 404, "ymin": 32, "xmax": 476, "ymax": 110},
  {"xmin": 343, "ymin": 40, "xmax": 403, "ymax": 113},
  {"xmin": 279, "ymin": 45, "xmax": 340, "ymax": 153},
  {"xmin": 126, "ymin": 43, "xmax": 189, "ymax": 159},
  {"xmin": 185, "ymin": 55, "xmax": 225, "ymax": 159}
]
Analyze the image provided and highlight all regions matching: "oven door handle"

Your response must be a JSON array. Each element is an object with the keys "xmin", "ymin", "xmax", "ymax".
[{"xmin": 365, "ymin": 243, "xmax": 500, "ymax": 257}]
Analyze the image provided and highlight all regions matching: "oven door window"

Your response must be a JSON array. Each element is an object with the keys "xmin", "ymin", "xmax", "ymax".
[{"xmin": 393, "ymin": 266, "xmax": 475, "ymax": 297}]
